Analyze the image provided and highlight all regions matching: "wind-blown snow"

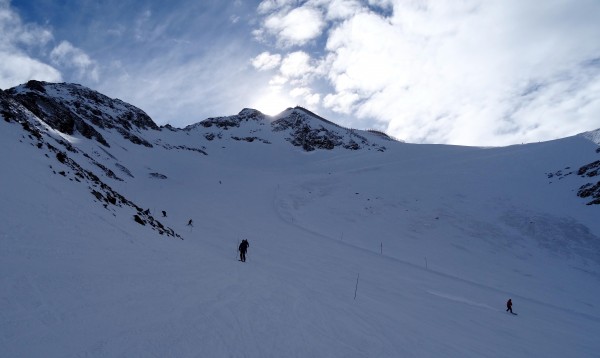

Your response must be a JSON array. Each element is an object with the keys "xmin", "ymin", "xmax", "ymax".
[
  {"xmin": 581, "ymin": 128, "xmax": 600, "ymax": 145},
  {"xmin": 1, "ymin": 94, "xmax": 600, "ymax": 357}
]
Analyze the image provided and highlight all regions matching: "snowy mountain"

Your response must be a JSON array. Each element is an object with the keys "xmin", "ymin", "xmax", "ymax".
[
  {"xmin": 1, "ymin": 81, "xmax": 600, "ymax": 357},
  {"xmin": 183, "ymin": 105, "xmax": 390, "ymax": 152},
  {"xmin": 6, "ymin": 81, "xmax": 158, "ymax": 147}
]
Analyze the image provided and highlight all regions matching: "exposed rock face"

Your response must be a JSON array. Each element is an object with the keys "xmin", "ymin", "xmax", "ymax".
[
  {"xmin": 578, "ymin": 182, "xmax": 600, "ymax": 205},
  {"xmin": 577, "ymin": 160, "xmax": 600, "ymax": 205},
  {"xmin": 195, "ymin": 108, "xmax": 266, "ymax": 130},
  {"xmin": 578, "ymin": 160, "xmax": 600, "ymax": 178},
  {"xmin": 272, "ymin": 107, "xmax": 387, "ymax": 152}
]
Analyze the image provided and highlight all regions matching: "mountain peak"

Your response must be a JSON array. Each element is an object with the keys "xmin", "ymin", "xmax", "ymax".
[
  {"xmin": 6, "ymin": 81, "xmax": 158, "ymax": 147},
  {"xmin": 238, "ymin": 108, "xmax": 264, "ymax": 117},
  {"xmin": 275, "ymin": 106, "xmax": 342, "ymax": 128}
]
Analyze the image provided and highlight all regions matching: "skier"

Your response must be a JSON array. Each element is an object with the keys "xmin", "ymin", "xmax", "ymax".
[
  {"xmin": 238, "ymin": 239, "xmax": 249, "ymax": 262},
  {"xmin": 506, "ymin": 298, "xmax": 513, "ymax": 314},
  {"xmin": 187, "ymin": 219, "xmax": 193, "ymax": 226}
]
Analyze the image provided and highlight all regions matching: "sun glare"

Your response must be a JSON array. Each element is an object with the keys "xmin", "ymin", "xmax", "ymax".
[{"xmin": 252, "ymin": 91, "xmax": 294, "ymax": 116}]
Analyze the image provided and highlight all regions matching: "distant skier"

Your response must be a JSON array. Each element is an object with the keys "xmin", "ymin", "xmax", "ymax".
[
  {"xmin": 506, "ymin": 298, "xmax": 513, "ymax": 314},
  {"xmin": 162, "ymin": 210, "xmax": 167, "ymax": 217},
  {"xmin": 238, "ymin": 239, "xmax": 249, "ymax": 262},
  {"xmin": 187, "ymin": 219, "xmax": 193, "ymax": 226}
]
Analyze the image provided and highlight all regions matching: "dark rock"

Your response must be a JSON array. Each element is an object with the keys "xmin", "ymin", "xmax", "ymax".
[
  {"xmin": 578, "ymin": 160, "xmax": 600, "ymax": 177},
  {"xmin": 578, "ymin": 181, "xmax": 600, "ymax": 205},
  {"xmin": 134, "ymin": 214, "xmax": 146, "ymax": 225},
  {"xmin": 149, "ymin": 172, "xmax": 168, "ymax": 179},
  {"xmin": 56, "ymin": 152, "xmax": 67, "ymax": 163}
]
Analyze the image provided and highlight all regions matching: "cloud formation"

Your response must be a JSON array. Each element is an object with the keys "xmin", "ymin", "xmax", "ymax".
[
  {"xmin": 50, "ymin": 41, "xmax": 99, "ymax": 81},
  {"xmin": 0, "ymin": 0, "xmax": 101, "ymax": 89},
  {"xmin": 0, "ymin": 0, "xmax": 61, "ymax": 88},
  {"xmin": 252, "ymin": 52, "xmax": 281, "ymax": 71},
  {"xmin": 252, "ymin": 0, "xmax": 600, "ymax": 145},
  {"xmin": 2, "ymin": 0, "xmax": 256, "ymax": 126},
  {"xmin": 260, "ymin": 6, "xmax": 325, "ymax": 46},
  {"xmin": 4, "ymin": 0, "xmax": 598, "ymax": 146}
]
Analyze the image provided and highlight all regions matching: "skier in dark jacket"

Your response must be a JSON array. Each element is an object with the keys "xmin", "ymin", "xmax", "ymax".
[
  {"xmin": 506, "ymin": 299, "xmax": 513, "ymax": 313},
  {"xmin": 239, "ymin": 239, "xmax": 249, "ymax": 262}
]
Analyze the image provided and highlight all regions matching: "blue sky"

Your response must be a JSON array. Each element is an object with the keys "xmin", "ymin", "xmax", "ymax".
[{"xmin": 1, "ymin": 0, "xmax": 599, "ymax": 145}]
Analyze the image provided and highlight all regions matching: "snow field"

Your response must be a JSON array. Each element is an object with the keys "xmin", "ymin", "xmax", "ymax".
[{"xmin": 1, "ymin": 116, "xmax": 600, "ymax": 357}]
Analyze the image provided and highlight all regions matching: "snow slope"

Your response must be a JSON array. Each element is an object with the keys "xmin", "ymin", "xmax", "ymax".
[{"xmin": 1, "ymin": 84, "xmax": 600, "ymax": 357}]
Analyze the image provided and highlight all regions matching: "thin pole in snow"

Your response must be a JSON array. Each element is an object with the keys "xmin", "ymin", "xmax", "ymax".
[{"xmin": 354, "ymin": 273, "xmax": 360, "ymax": 300}]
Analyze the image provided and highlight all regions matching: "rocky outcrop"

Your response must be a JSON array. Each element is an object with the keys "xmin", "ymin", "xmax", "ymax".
[
  {"xmin": 193, "ymin": 108, "xmax": 266, "ymax": 130},
  {"xmin": 577, "ymin": 160, "xmax": 600, "ymax": 205},
  {"xmin": 272, "ymin": 107, "xmax": 387, "ymax": 152},
  {"xmin": 6, "ymin": 80, "xmax": 157, "ymax": 147}
]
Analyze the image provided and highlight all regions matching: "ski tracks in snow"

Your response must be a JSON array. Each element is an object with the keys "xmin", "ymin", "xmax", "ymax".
[{"xmin": 426, "ymin": 290, "xmax": 498, "ymax": 312}]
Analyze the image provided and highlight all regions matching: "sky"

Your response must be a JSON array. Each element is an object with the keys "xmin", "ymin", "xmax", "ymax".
[{"xmin": 1, "ymin": 0, "xmax": 600, "ymax": 146}]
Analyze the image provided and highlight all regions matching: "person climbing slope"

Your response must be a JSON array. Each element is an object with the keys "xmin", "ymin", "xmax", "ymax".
[
  {"xmin": 238, "ymin": 239, "xmax": 249, "ymax": 262},
  {"xmin": 506, "ymin": 298, "xmax": 513, "ymax": 314}
]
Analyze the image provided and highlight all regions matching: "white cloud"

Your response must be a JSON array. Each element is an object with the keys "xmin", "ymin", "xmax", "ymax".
[
  {"xmin": 134, "ymin": 9, "xmax": 152, "ymax": 41},
  {"xmin": 0, "ymin": 1, "xmax": 62, "ymax": 89},
  {"xmin": 351, "ymin": 0, "xmax": 600, "ymax": 145},
  {"xmin": 324, "ymin": 0, "xmax": 364, "ymax": 20},
  {"xmin": 323, "ymin": 91, "xmax": 359, "ymax": 114},
  {"xmin": 290, "ymin": 86, "xmax": 320, "ymax": 106},
  {"xmin": 0, "ymin": 52, "xmax": 62, "ymax": 89},
  {"xmin": 257, "ymin": 0, "xmax": 297, "ymax": 15},
  {"xmin": 304, "ymin": 92, "xmax": 321, "ymax": 106},
  {"xmin": 325, "ymin": 12, "xmax": 401, "ymax": 95},
  {"xmin": 252, "ymin": 0, "xmax": 600, "ymax": 145},
  {"xmin": 289, "ymin": 86, "xmax": 309, "ymax": 97},
  {"xmin": 252, "ymin": 51, "xmax": 282, "ymax": 71},
  {"xmin": 280, "ymin": 51, "xmax": 314, "ymax": 80},
  {"xmin": 269, "ymin": 74, "xmax": 288, "ymax": 86},
  {"xmin": 50, "ymin": 41, "xmax": 99, "ymax": 81},
  {"xmin": 262, "ymin": 6, "xmax": 325, "ymax": 46},
  {"xmin": 0, "ymin": 1, "xmax": 52, "ymax": 48}
]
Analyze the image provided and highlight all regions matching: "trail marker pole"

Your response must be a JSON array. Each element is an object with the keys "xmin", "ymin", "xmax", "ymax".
[{"xmin": 354, "ymin": 273, "xmax": 360, "ymax": 300}]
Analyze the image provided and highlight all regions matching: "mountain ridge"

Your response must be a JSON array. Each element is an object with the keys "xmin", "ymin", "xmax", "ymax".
[{"xmin": 5, "ymin": 80, "xmax": 598, "ymax": 148}]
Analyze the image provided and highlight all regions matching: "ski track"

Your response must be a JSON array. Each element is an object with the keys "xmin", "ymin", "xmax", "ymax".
[{"xmin": 272, "ymin": 171, "xmax": 600, "ymax": 323}]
